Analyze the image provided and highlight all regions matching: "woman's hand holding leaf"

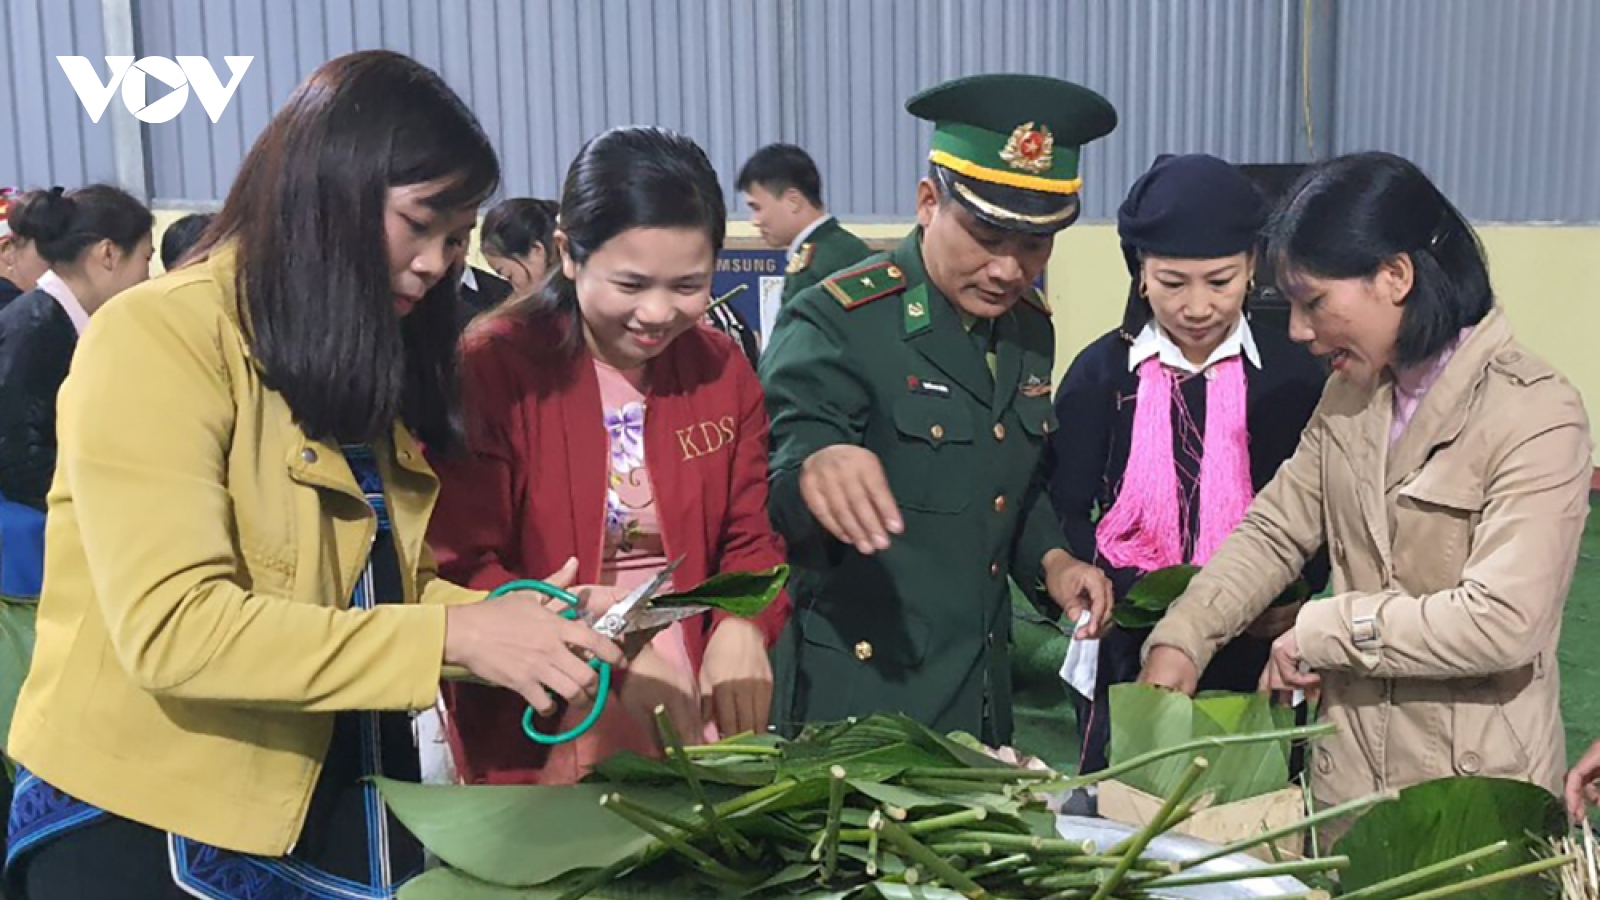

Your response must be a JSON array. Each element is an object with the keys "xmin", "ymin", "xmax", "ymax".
[{"xmin": 1138, "ymin": 644, "xmax": 1200, "ymax": 695}]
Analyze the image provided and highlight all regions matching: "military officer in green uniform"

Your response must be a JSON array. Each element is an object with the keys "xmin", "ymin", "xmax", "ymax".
[
  {"xmin": 737, "ymin": 143, "xmax": 874, "ymax": 304},
  {"xmin": 760, "ymin": 74, "xmax": 1119, "ymax": 745}
]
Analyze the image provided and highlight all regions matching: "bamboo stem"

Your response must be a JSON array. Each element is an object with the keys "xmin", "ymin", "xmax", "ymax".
[
  {"xmin": 1039, "ymin": 723, "xmax": 1337, "ymax": 793},
  {"xmin": 964, "ymin": 852, "xmax": 1030, "ymax": 880},
  {"xmin": 599, "ymin": 794, "xmax": 746, "ymax": 883},
  {"xmin": 1336, "ymin": 840, "xmax": 1510, "ymax": 900},
  {"xmin": 1090, "ymin": 757, "xmax": 1209, "ymax": 900},
  {"xmin": 1146, "ymin": 855, "xmax": 1349, "ymax": 889},
  {"xmin": 876, "ymin": 815, "xmax": 993, "ymax": 900},
  {"xmin": 1379, "ymin": 852, "xmax": 1575, "ymax": 900},
  {"xmin": 654, "ymin": 706, "xmax": 752, "ymax": 858},
  {"xmin": 866, "ymin": 810, "xmax": 882, "ymax": 876},
  {"xmin": 820, "ymin": 766, "xmax": 847, "ymax": 880},
  {"xmin": 904, "ymin": 777, "xmax": 1015, "ymax": 795},
  {"xmin": 904, "ymin": 767, "xmax": 1056, "ymax": 782},
  {"xmin": 832, "ymin": 807, "xmax": 988, "ymax": 842},
  {"xmin": 950, "ymin": 831, "xmax": 1096, "ymax": 855},
  {"xmin": 1182, "ymin": 790, "xmax": 1399, "ymax": 870},
  {"xmin": 681, "ymin": 743, "xmax": 782, "ymax": 758}
]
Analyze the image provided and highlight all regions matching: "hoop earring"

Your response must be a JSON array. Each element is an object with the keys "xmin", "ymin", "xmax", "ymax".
[{"xmin": 1247, "ymin": 277, "xmax": 1256, "ymax": 294}]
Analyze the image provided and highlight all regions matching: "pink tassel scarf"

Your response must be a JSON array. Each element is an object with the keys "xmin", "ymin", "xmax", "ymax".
[{"xmin": 1095, "ymin": 355, "xmax": 1254, "ymax": 572}]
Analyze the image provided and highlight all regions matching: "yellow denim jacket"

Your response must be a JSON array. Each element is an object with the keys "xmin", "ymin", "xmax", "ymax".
[{"xmin": 9, "ymin": 247, "xmax": 482, "ymax": 855}]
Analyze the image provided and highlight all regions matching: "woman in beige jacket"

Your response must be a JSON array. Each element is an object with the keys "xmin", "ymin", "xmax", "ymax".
[{"xmin": 1143, "ymin": 152, "xmax": 1592, "ymax": 821}]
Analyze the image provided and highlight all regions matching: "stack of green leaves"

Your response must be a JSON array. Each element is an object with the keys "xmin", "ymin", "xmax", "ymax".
[
  {"xmin": 1108, "ymin": 683, "xmax": 1296, "ymax": 805},
  {"xmin": 379, "ymin": 713, "xmax": 1353, "ymax": 899}
]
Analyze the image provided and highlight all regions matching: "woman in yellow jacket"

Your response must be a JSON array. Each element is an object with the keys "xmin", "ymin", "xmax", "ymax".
[{"xmin": 3, "ymin": 51, "xmax": 624, "ymax": 900}]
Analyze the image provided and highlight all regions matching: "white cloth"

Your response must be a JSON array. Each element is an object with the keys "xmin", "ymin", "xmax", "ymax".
[
  {"xmin": 36, "ymin": 270, "xmax": 89, "ymax": 335},
  {"xmin": 1059, "ymin": 610, "xmax": 1099, "ymax": 700},
  {"xmin": 1127, "ymin": 318, "xmax": 1261, "ymax": 375},
  {"xmin": 413, "ymin": 695, "xmax": 459, "ymax": 785}
]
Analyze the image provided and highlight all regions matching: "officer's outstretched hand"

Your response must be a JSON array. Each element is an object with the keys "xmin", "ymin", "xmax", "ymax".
[
  {"xmin": 800, "ymin": 444, "xmax": 905, "ymax": 555},
  {"xmin": 1042, "ymin": 549, "xmax": 1112, "ymax": 640}
]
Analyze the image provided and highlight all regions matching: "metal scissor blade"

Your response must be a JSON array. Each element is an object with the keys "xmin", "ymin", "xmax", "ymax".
[{"xmin": 591, "ymin": 556, "xmax": 685, "ymax": 639}]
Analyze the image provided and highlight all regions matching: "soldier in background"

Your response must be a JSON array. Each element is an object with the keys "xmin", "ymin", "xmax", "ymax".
[{"xmin": 737, "ymin": 143, "xmax": 872, "ymax": 306}]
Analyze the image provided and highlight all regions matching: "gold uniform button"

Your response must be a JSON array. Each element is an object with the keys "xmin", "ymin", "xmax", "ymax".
[
  {"xmin": 930, "ymin": 424, "xmax": 945, "ymax": 441},
  {"xmin": 993, "ymin": 495, "xmax": 1007, "ymax": 513},
  {"xmin": 993, "ymin": 423, "xmax": 1006, "ymax": 441},
  {"xmin": 886, "ymin": 265, "xmax": 903, "ymax": 279},
  {"xmin": 854, "ymin": 641, "xmax": 874, "ymax": 661}
]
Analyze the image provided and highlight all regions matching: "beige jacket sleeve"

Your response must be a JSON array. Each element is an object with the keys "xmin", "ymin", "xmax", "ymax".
[
  {"xmin": 1297, "ymin": 414, "xmax": 1590, "ymax": 678},
  {"xmin": 62, "ymin": 294, "xmax": 445, "ymax": 712},
  {"xmin": 1146, "ymin": 410, "xmax": 1330, "ymax": 672}
]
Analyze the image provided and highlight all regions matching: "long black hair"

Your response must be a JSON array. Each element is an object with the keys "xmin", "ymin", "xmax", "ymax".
[
  {"xmin": 9, "ymin": 184, "xmax": 152, "ymax": 266},
  {"xmin": 511, "ymin": 126, "xmax": 724, "ymax": 357},
  {"xmin": 1264, "ymin": 152, "xmax": 1492, "ymax": 367},
  {"xmin": 191, "ymin": 50, "xmax": 500, "ymax": 449}
]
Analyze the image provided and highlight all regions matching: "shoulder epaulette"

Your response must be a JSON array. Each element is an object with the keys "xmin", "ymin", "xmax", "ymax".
[
  {"xmin": 822, "ymin": 261, "xmax": 906, "ymax": 310},
  {"xmin": 1018, "ymin": 286, "xmax": 1051, "ymax": 317},
  {"xmin": 785, "ymin": 243, "xmax": 815, "ymax": 275},
  {"xmin": 1489, "ymin": 347, "xmax": 1555, "ymax": 387}
]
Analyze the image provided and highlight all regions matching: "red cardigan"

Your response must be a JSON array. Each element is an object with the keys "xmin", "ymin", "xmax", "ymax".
[{"xmin": 426, "ymin": 313, "xmax": 790, "ymax": 784}]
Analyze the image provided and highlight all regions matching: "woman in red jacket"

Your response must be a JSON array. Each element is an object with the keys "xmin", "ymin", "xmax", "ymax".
[{"xmin": 428, "ymin": 126, "xmax": 790, "ymax": 785}]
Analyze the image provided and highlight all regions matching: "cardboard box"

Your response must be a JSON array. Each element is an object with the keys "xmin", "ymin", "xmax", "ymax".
[{"xmin": 1097, "ymin": 781, "xmax": 1306, "ymax": 862}]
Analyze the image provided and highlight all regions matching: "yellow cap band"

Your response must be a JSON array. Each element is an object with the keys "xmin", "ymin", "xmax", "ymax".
[{"xmin": 929, "ymin": 150, "xmax": 1083, "ymax": 195}]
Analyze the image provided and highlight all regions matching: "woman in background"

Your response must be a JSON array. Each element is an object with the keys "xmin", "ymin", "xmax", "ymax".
[
  {"xmin": 0, "ymin": 187, "xmax": 52, "ymax": 309},
  {"xmin": 0, "ymin": 184, "xmax": 153, "ymax": 510},
  {"xmin": 480, "ymin": 197, "xmax": 560, "ymax": 302}
]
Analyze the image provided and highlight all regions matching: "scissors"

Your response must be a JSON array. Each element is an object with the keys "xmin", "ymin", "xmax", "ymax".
[{"xmin": 486, "ymin": 556, "xmax": 697, "ymax": 745}]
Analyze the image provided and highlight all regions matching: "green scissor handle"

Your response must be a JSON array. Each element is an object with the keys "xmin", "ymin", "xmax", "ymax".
[{"xmin": 487, "ymin": 579, "xmax": 611, "ymax": 745}]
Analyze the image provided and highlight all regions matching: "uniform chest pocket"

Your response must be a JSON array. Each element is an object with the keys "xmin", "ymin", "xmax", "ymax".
[
  {"xmin": 1394, "ymin": 464, "xmax": 1484, "ymax": 588},
  {"xmin": 889, "ymin": 397, "xmax": 973, "ymax": 514},
  {"xmin": 1014, "ymin": 396, "xmax": 1058, "ymax": 441}
]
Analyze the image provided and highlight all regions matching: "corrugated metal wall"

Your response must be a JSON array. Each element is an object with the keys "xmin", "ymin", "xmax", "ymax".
[
  {"xmin": 2, "ymin": 0, "xmax": 1595, "ymax": 223},
  {"xmin": 1332, "ymin": 0, "xmax": 1600, "ymax": 223},
  {"xmin": 1, "ymin": 0, "xmax": 118, "ymax": 190}
]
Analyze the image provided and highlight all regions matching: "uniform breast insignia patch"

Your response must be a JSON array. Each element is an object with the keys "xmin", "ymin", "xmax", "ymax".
[
  {"xmin": 1019, "ymin": 374, "xmax": 1052, "ymax": 398},
  {"xmin": 907, "ymin": 375, "xmax": 952, "ymax": 398},
  {"xmin": 822, "ymin": 261, "xmax": 907, "ymax": 310},
  {"xmin": 786, "ymin": 243, "xmax": 815, "ymax": 275}
]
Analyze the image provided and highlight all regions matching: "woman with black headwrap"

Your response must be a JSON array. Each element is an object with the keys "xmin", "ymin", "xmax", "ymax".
[{"xmin": 1048, "ymin": 154, "xmax": 1329, "ymax": 773}]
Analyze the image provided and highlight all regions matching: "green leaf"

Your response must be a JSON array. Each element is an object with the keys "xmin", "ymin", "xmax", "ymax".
[
  {"xmin": 1334, "ymin": 776, "xmax": 1567, "ymax": 900},
  {"xmin": 652, "ymin": 566, "xmax": 790, "ymax": 618},
  {"xmin": 374, "ymin": 778, "xmax": 733, "ymax": 887},
  {"xmin": 399, "ymin": 868, "xmax": 728, "ymax": 899},
  {"xmin": 1115, "ymin": 566, "xmax": 1308, "ymax": 629},
  {"xmin": 1107, "ymin": 684, "xmax": 1296, "ymax": 804},
  {"xmin": 1124, "ymin": 565, "xmax": 1200, "ymax": 610},
  {"xmin": 0, "ymin": 598, "xmax": 37, "ymax": 748}
]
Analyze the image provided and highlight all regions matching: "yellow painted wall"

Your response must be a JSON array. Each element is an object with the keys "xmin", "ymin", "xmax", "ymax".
[{"xmin": 150, "ymin": 211, "xmax": 1600, "ymax": 459}]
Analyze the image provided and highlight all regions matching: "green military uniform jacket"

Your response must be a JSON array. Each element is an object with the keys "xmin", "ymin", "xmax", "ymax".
[
  {"xmin": 780, "ymin": 216, "xmax": 874, "ymax": 306},
  {"xmin": 759, "ymin": 229, "xmax": 1069, "ymax": 745}
]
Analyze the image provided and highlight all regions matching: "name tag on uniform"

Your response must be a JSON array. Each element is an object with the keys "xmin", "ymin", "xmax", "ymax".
[{"xmin": 906, "ymin": 376, "xmax": 952, "ymax": 398}]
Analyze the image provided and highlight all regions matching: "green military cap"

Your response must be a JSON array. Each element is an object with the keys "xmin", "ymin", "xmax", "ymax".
[{"xmin": 907, "ymin": 73, "xmax": 1118, "ymax": 235}]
